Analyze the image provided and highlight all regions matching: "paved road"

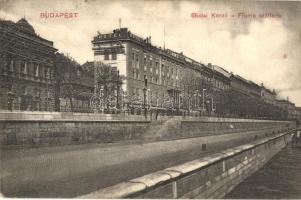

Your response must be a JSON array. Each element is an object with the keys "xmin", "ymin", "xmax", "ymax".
[
  {"xmin": 1, "ymin": 129, "xmax": 273, "ymax": 198},
  {"xmin": 225, "ymin": 145, "xmax": 301, "ymax": 199}
]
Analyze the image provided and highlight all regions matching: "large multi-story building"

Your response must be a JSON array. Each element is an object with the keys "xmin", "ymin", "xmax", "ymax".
[
  {"xmin": 0, "ymin": 18, "xmax": 57, "ymax": 111},
  {"xmin": 92, "ymin": 28, "xmax": 230, "ymax": 110}
]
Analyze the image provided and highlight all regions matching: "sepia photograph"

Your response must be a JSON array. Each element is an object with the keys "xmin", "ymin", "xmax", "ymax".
[{"xmin": 0, "ymin": 0, "xmax": 301, "ymax": 199}]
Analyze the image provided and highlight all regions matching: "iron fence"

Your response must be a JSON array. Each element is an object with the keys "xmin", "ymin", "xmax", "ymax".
[{"xmin": 0, "ymin": 101, "xmax": 292, "ymax": 121}]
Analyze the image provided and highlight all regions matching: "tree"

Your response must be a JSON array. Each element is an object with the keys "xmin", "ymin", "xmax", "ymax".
[
  {"xmin": 55, "ymin": 53, "xmax": 81, "ymax": 112},
  {"xmin": 180, "ymin": 72, "xmax": 202, "ymax": 111},
  {"xmin": 94, "ymin": 62, "xmax": 124, "ymax": 111}
]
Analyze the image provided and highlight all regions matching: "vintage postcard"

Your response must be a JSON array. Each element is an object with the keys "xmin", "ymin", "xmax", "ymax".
[{"xmin": 0, "ymin": 0, "xmax": 301, "ymax": 199}]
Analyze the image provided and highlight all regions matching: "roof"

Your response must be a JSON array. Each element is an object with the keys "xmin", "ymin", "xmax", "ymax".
[
  {"xmin": 212, "ymin": 65, "xmax": 231, "ymax": 78},
  {"xmin": 17, "ymin": 18, "xmax": 35, "ymax": 34},
  {"xmin": 0, "ymin": 18, "xmax": 55, "ymax": 48}
]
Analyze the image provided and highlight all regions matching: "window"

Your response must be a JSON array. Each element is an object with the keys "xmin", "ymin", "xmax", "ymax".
[
  {"xmin": 136, "ymin": 88, "xmax": 139, "ymax": 96},
  {"xmin": 44, "ymin": 67, "xmax": 49, "ymax": 78},
  {"xmin": 112, "ymin": 53, "xmax": 117, "ymax": 60},
  {"xmin": 33, "ymin": 64, "xmax": 39, "ymax": 76},
  {"xmin": 136, "ymin": 55, "xmax": 139, "ymax": 69},
  {"xmin": 133, "ymin": 68, "xmax": 136, "ymax": 79},
  {"xmin": 132, "ymin": 52, "xmax": 135, "ymax": 60},
  {"xmin": 21, "ymin": 62, "xmax": 27, "ymax": 74},
  {"xmin": 21, "ymin": 86, "xmax": 27, "ymax": 95},
  {"xmin": 34, "ymin": 88, "xmax": 41, "ymax": 97},
  {"xmin": 9, "ymin": 60, "xmax": 14, "ymax": 71},
  {"xmin": 33, "ymin": 101, "xmax": 40, "ymax": 111},
  {"xmin": 104, "ymin": 52, "xmax": 109, "ymax": 60}
]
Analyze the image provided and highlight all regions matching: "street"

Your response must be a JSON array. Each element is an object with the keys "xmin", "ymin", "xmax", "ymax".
[{"xmin": 0, "ymin": 129, "xmax": 276, "ymax": 197}]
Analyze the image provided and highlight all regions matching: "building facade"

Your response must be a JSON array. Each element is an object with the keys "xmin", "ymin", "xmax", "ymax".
[
  {"xmin": 92, "ymin": 28, "xmax": 230, "ymax": 111},
  {"xmin": 0, "ymin": 18, "xmax": 57, "ymax": 111},
  {"xmin": 261, "ymin": 84, "xmax": 276, "ymax": 105}
]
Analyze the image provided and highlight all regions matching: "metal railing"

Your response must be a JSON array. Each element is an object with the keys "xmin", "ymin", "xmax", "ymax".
[{"xmin": 0, "ymin": 101, "xmax": 292, "ymax": 121}]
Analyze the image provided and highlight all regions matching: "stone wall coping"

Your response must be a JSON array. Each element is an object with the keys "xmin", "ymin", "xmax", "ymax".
[
  {"xmin": 0, "ymin": 119, "xmax": 150, "ymax": 123},
  {"xmin": 79, "ymin": 181, "xmax": 146, "ymax": 199},
  {"xmin": 78, "ymin": 130, "xmax": 294, "ymax": 199},
  {"xmin": 130, "ymin": 172, "xmax": 172, "ymax": 188},
  {"xmin": 181, "ymin": 120, "xmax": 291, "ymax": 123},
  {"xmin": 0, "ymin": 111, "xmax": 293, "ymax": 123}
]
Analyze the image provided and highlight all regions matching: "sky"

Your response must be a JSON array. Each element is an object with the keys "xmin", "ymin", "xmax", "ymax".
[{"xmin": 1, "ymin": 0, "xmax": 301, "ymax": 106}]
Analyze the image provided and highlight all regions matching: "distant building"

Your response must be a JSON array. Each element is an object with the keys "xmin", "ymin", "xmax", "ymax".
[
  {"xmin": 295, "ymin": 107, "xmax": 301, "ymax": 121},
  {"xmin": 0, "ymin": 18, "xmax": 57, "ymax": 111},
  {"xmin": 276, "ymin": 98, "xmax": 296, "ymax": 119},
  {"xmin": 229, "ymin": 74, "xmax": 261, "ymax": 98}
]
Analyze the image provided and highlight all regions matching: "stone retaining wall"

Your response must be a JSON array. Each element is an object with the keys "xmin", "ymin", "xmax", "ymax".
[
  {"xmin": 0, "ymin": 121, "xmax": 151, "ymax": 147},
  {"xmin": 0, "ymin": 111, "xmax": 296, "ymax": 148}
]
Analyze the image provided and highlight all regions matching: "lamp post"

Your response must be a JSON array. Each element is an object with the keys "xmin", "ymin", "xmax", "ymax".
[
  {"xmin": 194, "ymin": 90, "xmax": 199, "ymax": 111},
  {"xmin": 202, "ymin": 88, "xmax": 206, "ymax": 115},
  {"xmin": 143, "ymin": 74, "xmax": 148, "ymax": 118},
  {"xmin": 211, "ymin": 96, "xmax": 214, "ymax": 112},
  {"xmin": 116, "ymin": 70, "xmax": 120, "ymax": 111}
]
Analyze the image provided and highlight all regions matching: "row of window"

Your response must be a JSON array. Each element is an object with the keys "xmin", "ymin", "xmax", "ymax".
[
  {"xmin": 132, "ymin": 51, "xmax": 182, "ymax": 78},
  {"xmin": 104, "ymin": 52, "xmax": 117, "ymax": 60},
  {"xmin": 5, "ymin": 98, "xmax": 52, "ymax": 111},
  {"xmin": 7, "ymin": 85, "xmax": 51, "ymax": 98},
  {"xmin": 132, "ymin": 87, "xmax": 166, "ymax": 104},
  {"xmin": 5, "ymin": 60, "xmax": 51, "ymax": 79}
]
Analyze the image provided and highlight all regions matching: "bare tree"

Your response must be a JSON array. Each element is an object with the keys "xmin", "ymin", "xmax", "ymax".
[
  {"xmin": 55, "ymin": 53, "xmax": 81, "ymax": 112},
  {"xmin": 95, "ymin": 62, "xmax": 124, "ymax": 111}
]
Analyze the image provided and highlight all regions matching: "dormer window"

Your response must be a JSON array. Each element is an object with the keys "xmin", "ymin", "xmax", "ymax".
[{"xmin": 77, "ymin": 68, "xmax": 81, "ymax": 76}]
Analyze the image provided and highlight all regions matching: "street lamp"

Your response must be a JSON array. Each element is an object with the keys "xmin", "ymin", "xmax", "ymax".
[
  {"xmin": 202, "ymin": 88, "xmax": 206, "ymax": 115},
  {"xmin": 143, "ymin": 74, "xmax": 148, "ymax": 118},
  {"xmin": 116, "ymin": 70, "xmax": 120, "ymax": 111}
]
